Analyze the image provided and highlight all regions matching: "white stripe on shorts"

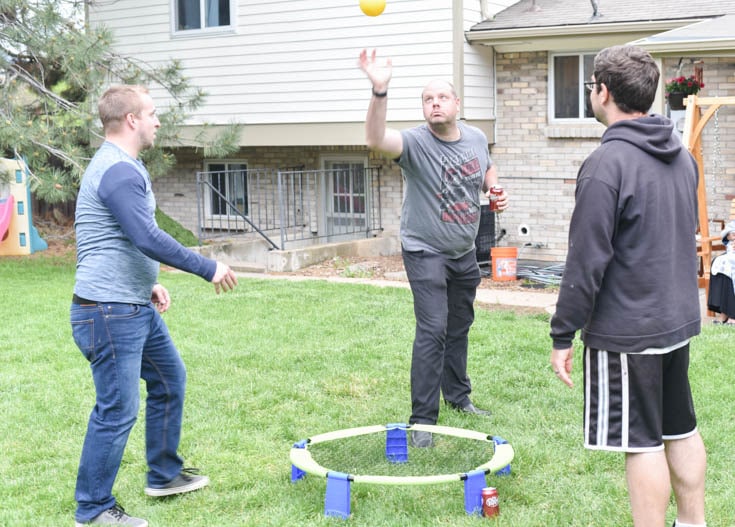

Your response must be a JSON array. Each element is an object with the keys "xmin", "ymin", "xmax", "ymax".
[
  {"xmin": 597, "ymin": 351, "xmax": 608, "ymax": 445},
  {"xmin": 584, "ymin": 349, "xmax": 636, "ymax": 451},
  {"xmin": 621, "ymin": 354, "xmax": 629, "ymax": 450}
]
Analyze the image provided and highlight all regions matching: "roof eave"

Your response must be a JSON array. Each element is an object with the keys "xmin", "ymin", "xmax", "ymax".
[
  {"xmin": 634, "ymin": 39, "xmax": 735, "ymax": 55},
  {"xmin": 465, "ymin": 20, "xmax": 705, "ymax": 51}
]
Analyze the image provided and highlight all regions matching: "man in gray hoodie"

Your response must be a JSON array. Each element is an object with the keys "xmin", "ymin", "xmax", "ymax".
[{"xmin": 550, "ymin": 45, "xmax": 706, "ymax": 527}]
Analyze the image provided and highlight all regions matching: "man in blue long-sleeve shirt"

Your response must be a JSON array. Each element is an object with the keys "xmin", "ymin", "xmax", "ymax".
[{"xmin": 71, "ymin": 85, "xmax": 238, "ymax": 527}]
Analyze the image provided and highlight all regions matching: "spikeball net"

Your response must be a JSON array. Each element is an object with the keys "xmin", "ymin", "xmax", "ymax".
[{"xmin": 290, "ymin": 423, "xmax": 514, "ymax": 519}]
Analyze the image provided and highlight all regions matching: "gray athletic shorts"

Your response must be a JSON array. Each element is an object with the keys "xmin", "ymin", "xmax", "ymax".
[{"xmin": 583, "ymin": 343, "xmax": 698, "ymax": 452}]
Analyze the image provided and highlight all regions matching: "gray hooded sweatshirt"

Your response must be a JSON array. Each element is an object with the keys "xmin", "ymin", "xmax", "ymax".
[{"xmin": 550, "ymin": 115, "xmax": 701, "ymax": 353}]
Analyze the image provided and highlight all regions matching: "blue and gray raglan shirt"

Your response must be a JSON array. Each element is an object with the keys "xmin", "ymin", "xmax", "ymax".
[{"xmin": 74, "ymin": 141, "xmax": 216, "ymax": 305}]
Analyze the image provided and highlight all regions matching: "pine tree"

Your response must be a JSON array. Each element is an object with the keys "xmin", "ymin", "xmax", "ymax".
[{"xmin": 0, "ymin": 0, "xmax": 240, "ymax": 203}]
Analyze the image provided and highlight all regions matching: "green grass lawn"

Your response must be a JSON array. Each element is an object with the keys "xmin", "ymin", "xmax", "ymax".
[{"xmin": 0, "ymin": 254, "xmax": 733, "ymax": 526}]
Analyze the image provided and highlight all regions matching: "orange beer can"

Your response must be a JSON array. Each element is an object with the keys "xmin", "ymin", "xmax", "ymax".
[{"xmin": 489, "ymin": 185, "xmax": 503, "ymax": 212}]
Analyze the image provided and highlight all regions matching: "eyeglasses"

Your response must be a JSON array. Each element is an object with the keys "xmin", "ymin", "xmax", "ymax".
[{"xmin": 584, "ymin": 81, "xmax": 600, "ymax": 92}]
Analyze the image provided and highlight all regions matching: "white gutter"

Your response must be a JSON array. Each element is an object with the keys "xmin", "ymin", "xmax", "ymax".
[
  {"xmin": 635, "ymin": 39, "xmax": 735, "ymax": 55},
  {"xmin": 466, "ymin": 19, "xmax": 706, "ymax": 43}
]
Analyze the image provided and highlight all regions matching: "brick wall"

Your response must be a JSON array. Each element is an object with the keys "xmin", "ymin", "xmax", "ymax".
[
  {"xmin": 492, "ymin": 51, "xmax": 601, "ymax": 262},
  {"xmin": 662, "ymin": 56, "xmax": 735, "ymax": 233},
  {"xmin": 491, "ymin": 52, "xmax": 735, "ymax": 262},
  {"xmin": 153, "ymin": 146, "xmax": 404, "ymax": 241}
]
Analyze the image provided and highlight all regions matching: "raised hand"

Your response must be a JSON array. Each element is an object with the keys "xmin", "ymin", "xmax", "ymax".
[{"xmin": 358, "ymin": 49, "xmax": 392, "ymax": 91}]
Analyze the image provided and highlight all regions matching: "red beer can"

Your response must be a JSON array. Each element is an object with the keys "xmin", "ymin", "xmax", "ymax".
[
  {"xmin": 489, "ymin": 185, "xmax": 503, "ymax": 212},
  {"xmin": 481, "ymin": 487, "xmax": 500, "ymax": 517}
]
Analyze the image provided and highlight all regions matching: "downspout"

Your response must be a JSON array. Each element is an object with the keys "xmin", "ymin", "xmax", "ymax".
[
  {"xmin": 453, "ymin": 0, "xmax": 465, "ymax": 117},
  {"xmin": 493, "ymin": 47, "xmax": 498, "ymax": 145},
  {"xmin": 479, "ymin": 0, "xmax": 489, "ymax": 20}
]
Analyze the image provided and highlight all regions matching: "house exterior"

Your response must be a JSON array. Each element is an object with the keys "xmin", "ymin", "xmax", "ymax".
[
  {"xmin": 467, "ymin": 0, "xmax": 735, "ymax": 261},
  {"xmin": 88, "ymin": 0, "xmax": 735, "ymax": 263},
  {"xmin": 86, "ymin": 0, "xmax": 516, "ymax": 255}
]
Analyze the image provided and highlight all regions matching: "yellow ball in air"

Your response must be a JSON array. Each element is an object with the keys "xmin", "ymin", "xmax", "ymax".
[{"xmin": 360, "ymin": 0, "xmax": 386, "ymax": 17}]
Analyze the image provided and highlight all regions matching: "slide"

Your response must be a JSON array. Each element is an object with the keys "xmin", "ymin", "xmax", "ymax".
[
  {"xmin": 0, "ymin": 157, "xmax": 47, "ymax": 255},
  {"xmin": 0, "ymin": 194, "xmax": 14, "ymax": 242}
]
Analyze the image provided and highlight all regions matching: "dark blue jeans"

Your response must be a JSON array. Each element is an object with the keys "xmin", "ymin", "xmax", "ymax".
[
  {"xmin": 402, "ymin": 249, "xmax": 481, "ymax": 425},
  {"xmin": 70, "ymin": 302, "xmax": 186, "ymax": 522}
]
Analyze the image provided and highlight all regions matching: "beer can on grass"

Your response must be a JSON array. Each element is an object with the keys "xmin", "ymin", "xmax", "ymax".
[
  {"xmin": 489, "ymin": 185, "xmax": 503, "ymax": 212},
  {"xmin": 481, "ymin": 487, "xmax": 500, "ymax": 517}
]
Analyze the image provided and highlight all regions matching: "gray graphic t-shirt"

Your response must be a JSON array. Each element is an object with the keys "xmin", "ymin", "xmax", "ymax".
[{"xmin": 398, "ymin": 123, "xmax": 492, "ymax": 258}]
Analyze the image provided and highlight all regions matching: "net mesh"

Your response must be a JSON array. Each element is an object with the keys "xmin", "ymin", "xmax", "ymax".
[{"xmin": 306, "ymin": 430, "xmax": 494, "ymax": 478}]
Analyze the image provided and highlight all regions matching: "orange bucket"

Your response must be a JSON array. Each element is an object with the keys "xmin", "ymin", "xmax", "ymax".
[{"xmin": 491, "ymin": 247, "xmax": 518, "ymax": 281}]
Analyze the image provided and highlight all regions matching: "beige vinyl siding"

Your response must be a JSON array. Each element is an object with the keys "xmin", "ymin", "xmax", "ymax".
[
  {"xmin": 461, "ymin": 47, "xmax": 495, "ymax": 121},
  {"xmin": 89, "ymin": 0, "xmax": 492, "ymax": 126},
  {"xmin": 460, "ymin": 0, "xmax": 516, "ymax": 122}
]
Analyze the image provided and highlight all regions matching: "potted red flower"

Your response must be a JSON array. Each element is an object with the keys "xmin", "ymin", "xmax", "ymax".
[{"xmin": 665, "ymin": 75, "xmax": 704, "ymax": 110}]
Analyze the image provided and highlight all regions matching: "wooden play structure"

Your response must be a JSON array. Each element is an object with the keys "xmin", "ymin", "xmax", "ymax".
[
  {"xmin": 682, "ymin": 95, "xmax": 735, "ymax": 292},
  {"xmin": 0, "ymin": 157, "xmax": 47, "ymax": 256}
]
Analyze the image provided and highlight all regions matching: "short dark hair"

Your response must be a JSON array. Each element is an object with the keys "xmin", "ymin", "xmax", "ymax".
[{"xmin": 593, "ymin": 45, "xmax": 659, "ymax": 114}]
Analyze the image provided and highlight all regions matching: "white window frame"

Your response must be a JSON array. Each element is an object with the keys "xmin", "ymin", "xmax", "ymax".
[
  {"xmin": 548, "ymin": 51, "xmax": 598, "ymax": 123},
  {"xmin": 171, "ymin": 0, "xmax": 235, "ymax": 36}
]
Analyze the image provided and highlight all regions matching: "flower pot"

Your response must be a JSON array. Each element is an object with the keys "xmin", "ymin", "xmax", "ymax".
[{"xmin": 668, "ymin": 92, "xmax": 686, "ymax": 111}]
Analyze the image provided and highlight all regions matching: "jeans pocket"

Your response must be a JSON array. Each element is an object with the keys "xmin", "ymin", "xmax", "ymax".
[
  {"xmin": 71, "ymin": 318, "xmax": 96, "ymax": 362},
  {"xmin": 102, "ymin": 303, "xmax": 141, "ymax": 319}
]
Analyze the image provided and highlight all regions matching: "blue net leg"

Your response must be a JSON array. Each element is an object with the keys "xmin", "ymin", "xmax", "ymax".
[
  {"xmin": 496, "ymin": 464, "xmax": 512, "ymax": 476},
  {"xmin": 385, "ymin": 423, "xmax": 408, "ymax": 463},
  {"xmin": 464, "ymin": 469, "xmax": 487, "ymax": 516},
  {"xmin": 493, "ymin": 436, "xmax": 512, "ymax": 475},
  {"xmin": 291, "ymin": 440, "xmax": 308, "ymax": 482},
  {"xmin": 324, "ymin": 472, "xmax": 351, "ymax": 519},
  {"xmin": 291, "ymin": 465, "xmax": 306, "ymax": 482}
]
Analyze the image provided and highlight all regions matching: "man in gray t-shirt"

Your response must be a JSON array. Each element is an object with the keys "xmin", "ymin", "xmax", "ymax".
[{"xmin": 358, "ymin": 49, "xmax": 509, "ymax": 448}]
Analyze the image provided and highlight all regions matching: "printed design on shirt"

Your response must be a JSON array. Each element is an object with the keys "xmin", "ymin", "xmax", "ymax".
[{"xmin": 437, "ymin": 150, "xmax": 483, "ymax": 225}]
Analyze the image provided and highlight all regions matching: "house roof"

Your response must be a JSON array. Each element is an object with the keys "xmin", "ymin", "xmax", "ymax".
[
  {"xmin": 630, "ymin": 14, "xmax": 735, "ymax": 54},
  {"xmin": 467, "ymin": 0, "xmax": 735, "ymax": 52},
  {"xmin": 471, "ymin": 0, "xmax": 733, "ymax": 31}
]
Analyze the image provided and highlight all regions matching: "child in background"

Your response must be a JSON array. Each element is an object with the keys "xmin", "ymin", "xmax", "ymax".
[{"xmin": 707, "ymin": 220, "xmax": 735, "ymax": 324}]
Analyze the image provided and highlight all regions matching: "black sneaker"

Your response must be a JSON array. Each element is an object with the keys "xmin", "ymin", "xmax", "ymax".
[
  {"xmin": 447, "ymin": 401, "xmax": 492, "ymax": 417},
  {"xmin": 144, "ymin": 467, "xmax": 210, "ymax": 497},
  {"xmin": 75, "ymin": 504, "xmax": 148, "ymax": 526}
]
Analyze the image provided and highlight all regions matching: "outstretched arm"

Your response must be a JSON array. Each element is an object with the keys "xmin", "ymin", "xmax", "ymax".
[
  {"xmin": 358, "ymin": 49, "xmax": 403, "ymax": 158},
  {"xmin": 99, "ymin": 162, "xmax": 238, "ymax": 294}
]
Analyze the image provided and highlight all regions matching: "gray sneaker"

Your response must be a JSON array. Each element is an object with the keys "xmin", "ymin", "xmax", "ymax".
[
  {"xmin": 75, "ymin": 504, "xmax": 148, "ymax": 526},
  {"xmin": 144, "ymin": 468, "xmax": 210, "ymax": 497},
  {"xmin": 410, "ymin": 430, "xmax": 434, "ymax": 448}
]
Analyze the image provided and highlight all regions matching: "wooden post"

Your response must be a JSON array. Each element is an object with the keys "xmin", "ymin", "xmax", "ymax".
[{"xmin": 681, "ymin": 96, "xmax": 735, "ymax": 294}]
